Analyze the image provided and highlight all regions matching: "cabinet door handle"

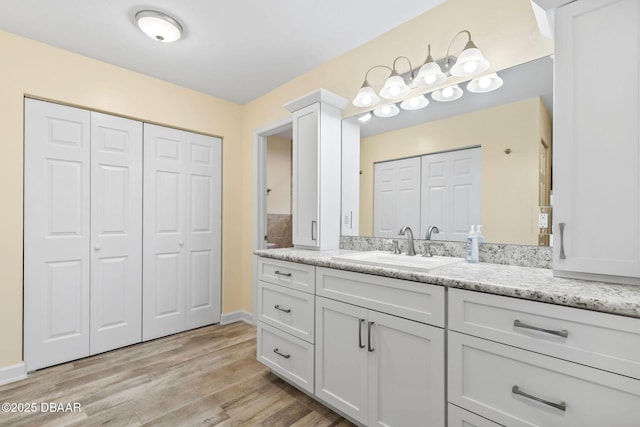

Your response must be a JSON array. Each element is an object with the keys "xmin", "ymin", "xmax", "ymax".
[
  {"xmin": 274, "ymin": 270, "xmax": 292, "ymax": 277},
  {"xmin": 311, "ymin": 220, "xmax": 317, "ymax": 241},
  {"xmin": 514, "ymin": 319, "xmax": 568, "ymax": 338},
  {"xmin": 367, "ymin": 321, "xmax": 375, "ymax": 352},
  {"xmin": 274, "ymin": 304, "xmax": 291, "ymax": 314},
  {"xmin": 512, "ymin": 385, "xmax": 566, "ymax": 412},
  {"xmin": 358, "ymin": 319, "xmax": 366, "ymax": 349},
  {"xmin": 558, "ymin": 222, "xmax": 566, "ymax": 260},
  {"xmin": 273, "ymin": 348, "xmax": 291, "ymax": 359}
]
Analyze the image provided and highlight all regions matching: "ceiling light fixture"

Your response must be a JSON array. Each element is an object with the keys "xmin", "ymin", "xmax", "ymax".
[
  {"xmin": 351, "ymin": 30, "xmax": 494, "ymax": 117},
  {"xmin": 135, "ymin": 10, "xmax": 183, "ymax": 43}
]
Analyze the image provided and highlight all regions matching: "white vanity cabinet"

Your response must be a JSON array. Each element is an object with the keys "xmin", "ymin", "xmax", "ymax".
[
  {"xmin": 284, "ymin": 89, "xmax": 347, "ymax": 250},
  {"xmin": 553, "ymin": 0, "xmax": 640, "ymax": 282},
  {"xmin": 256, "ymin": 258, "xmax": 316, "ymax": 393},
  {"xmin": 448, "ymin": 288, "xmax": 640, "ymax": 427},
  {"xmin": 315, "ymin": 268, "xmax": 445, "ymax": 427}
]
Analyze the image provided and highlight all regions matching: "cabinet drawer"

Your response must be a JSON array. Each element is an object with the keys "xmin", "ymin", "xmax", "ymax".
[
  {"xmin": 257, "ymin": 322, "xmax": 314, "ymax": 394},
  {"xmin": 447, "ymin": 404, "xmax": 502, "ymax": 427},
  {"xmin": 258, "ymin": 281, "xmax": 314, "ymax": 343},
  {"xmin": 448, "ymin": 331, "xmax": 640, "ymax": 427},
  {"xmin": 448, "ymin": 288, "xmax": 640, "ymax": 379},
  {"xmin": 316, "ymin": 267, "xmax": 445, "ymax": 326},
  {"xmin": 258, "ymin": 258, "xmax": 315, "ymax": 293}
]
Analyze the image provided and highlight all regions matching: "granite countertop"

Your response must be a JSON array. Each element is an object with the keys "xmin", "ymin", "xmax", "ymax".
[{"xmin": 254, "ymin": 248, "xmax": 640, "ymax": 319}]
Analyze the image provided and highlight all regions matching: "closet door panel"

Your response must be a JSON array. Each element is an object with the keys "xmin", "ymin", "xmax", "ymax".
[
  {"xmin": 143, "ymin": 124, "xmax": 187, "ymax": 340},
  {"xmin": 185, "ymin": 133, "xmax": 222, "ymax": 328},
  {"xmin": 24, "ymin": 98, "xmax": 91, "ymax": 371},
  {"xmin": 90, "ymin": 112, "xmax": 142, "ymax": 354}
]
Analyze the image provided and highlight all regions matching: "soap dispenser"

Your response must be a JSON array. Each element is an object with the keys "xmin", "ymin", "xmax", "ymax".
[{"xmin": 466, "ymin": 225, "xmax": 479, "ymax": 263}]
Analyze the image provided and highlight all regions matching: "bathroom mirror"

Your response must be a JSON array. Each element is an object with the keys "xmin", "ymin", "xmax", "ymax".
[{"xmin": 347, "ymin": 55, "xmax": 553, "ymax": 246}]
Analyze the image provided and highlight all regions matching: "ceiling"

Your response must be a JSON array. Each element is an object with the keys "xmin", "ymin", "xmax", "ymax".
[{"xmin": 0, "ymin": 0, "xmax": 446, "ymax": 104}]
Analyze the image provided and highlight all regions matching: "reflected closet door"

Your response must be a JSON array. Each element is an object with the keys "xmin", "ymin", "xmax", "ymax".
[
  {"xmin": 90, "ymin": 112, "xmax": 142, "ymax": 354},
  {"xmin": 24, "ymin": 99, "xmax": 91, "ymax": 371}
]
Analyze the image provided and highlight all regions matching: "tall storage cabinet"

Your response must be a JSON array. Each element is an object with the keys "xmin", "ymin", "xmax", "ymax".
[
  {"xmin": 553, "ymin": 0, "xmax": 640, "ymax": 283},
  {"xmin": 24, "ymin": 99, "xmax": 143, "ymax": 371},
  {"xmin": 285, "ymin": 89, "xmax": 347, "ymax": 250}
]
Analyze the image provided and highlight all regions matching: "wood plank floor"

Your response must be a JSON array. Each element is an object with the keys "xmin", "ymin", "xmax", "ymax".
[{"xmin": 0, "ymin": 323, "xmax": 355, "ymax": 426}]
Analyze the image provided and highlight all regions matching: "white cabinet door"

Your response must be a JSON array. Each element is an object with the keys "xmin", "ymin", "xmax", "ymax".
[
  {"xmin": 292, "ymin": 103, "xmax": 320, "ymax": 247},
  {"xmin": 185, "ymin": 132, "xmax": 222, "ymax": 329},
  {"xmin": 24, "ymin": 98, "xmax": 91, "ymax": 371},
  {"xmin": 554, "ymin": 0, "xmax": 640, "ymax": 281},
  {"xmin": 373, "ymin": 157, "xmax": 421, "ymax": 238},
  {"xmin": 420, "ymin": 148, "xmax": 480, "ymax": 242},
  {"xmin": 90, "ymin": 112, "xmax": 143, "ymax": 354},
  {"xmin": 368, "ymin": 310, "xmax": 445, "ymax": 427},
  {"xmin": 143, "ymin": 124, "xmax": 187, "ymax": 340},
  {"xmin": 315, "ymin": 297, "xmax": 369, "ymax": 424}
]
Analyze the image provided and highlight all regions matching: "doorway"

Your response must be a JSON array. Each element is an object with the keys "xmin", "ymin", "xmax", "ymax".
[{"xmin": 266, "ymin": 132, "xmax": 293, "ymax": 249}]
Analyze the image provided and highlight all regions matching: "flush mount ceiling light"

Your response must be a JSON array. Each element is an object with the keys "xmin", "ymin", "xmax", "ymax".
[
  {"xmin": 136, "ymin": 10, "xmax": 183, "ymax": 42},
  {"xmin": 351, "ymin": 29, "xmax": 493, "ymax": 117}
]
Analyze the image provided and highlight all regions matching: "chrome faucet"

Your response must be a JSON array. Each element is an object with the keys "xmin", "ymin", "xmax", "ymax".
[
  {"xmin": 424, "ymin": 226, "xmax": 440, "ymax": 257},
  {"xmin": 398, "ymin": 226, "xmax": 416, "ymax": 256}
]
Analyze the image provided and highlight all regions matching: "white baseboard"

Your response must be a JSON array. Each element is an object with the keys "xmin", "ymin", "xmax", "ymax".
[
  {"xmin": 220, "ymin": 310, "xmax": 254, "ymax": 325},
  {"xmin": 0, "ymin": 362, "xmax": 27, "ymax": 386}
]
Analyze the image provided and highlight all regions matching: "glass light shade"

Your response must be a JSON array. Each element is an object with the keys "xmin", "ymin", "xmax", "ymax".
[
  {"xmin": 400, "ymin": 95, "xmax": 429, "ymax": 110},
  {"xmin": 353, "ymin": 84, "xmax": 381, "ymax": 107},
  {"xmin": 373, "ymin": 104, "xmax": 400, "ymax": 118},
  {"xmin": 416, "ymin": 61, "xmax": 446, "ymax": 87},
  {"xmin": 379, "ymin": 74, "xmax": 410, "ymax": 99},
  {"xmin": 136, "ymin": 10, "xmax": 183, "ymax": 42},
  {"xmin": 450, "ymin": 47, "xmax": 489, "ymax": 77},
  {"xmin": 431, "ymin": 84, "xmax": 463, "ymax": 102},
  {"xmin": 467, "ymin": 73, "xmax": 503, "ymax": 93},
  {"xmin": 358, "ymin": 112, "xmax": 372, "ymax": 122}
]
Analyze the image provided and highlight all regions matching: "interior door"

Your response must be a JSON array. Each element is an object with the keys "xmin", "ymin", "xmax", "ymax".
[
  {"xmin": 24, "ymin": 98, "xmax": 91, "ymax": 371},
  {"xmin": 143, "ymin": 124, "xmax": 187, "ymax": 340},
  {"xmin": 185, "ymin": 132, "xmax": 222, "ymax": 328},
  {"xmin": 420, "ymin": 147, "xmax": 481, "ymax": 242},
  {"xmin": 90, "ymin": 112, "xmax": 143, "ymax": 354},
  {"xmin": 373, "ymin": 157, "xmax": 421, "ymax": 238}
]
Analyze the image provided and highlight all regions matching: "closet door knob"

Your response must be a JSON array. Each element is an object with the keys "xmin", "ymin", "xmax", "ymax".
[
  {"xmin": 94, "ymin": 244, "xmax": 101, "ymax": 251},
  {"xmin": 178, "ymin": 241, "xmax": 184, "ymax": 247}
]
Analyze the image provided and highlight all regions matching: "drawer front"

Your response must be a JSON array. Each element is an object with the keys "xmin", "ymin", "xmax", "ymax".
[
  {"xmin": 448, "ymin": 331, "xmax": 640, "ymax": 427},
  {"xmin": 258, "ymin": 258, "xmax": 315, "ymax": 293},
  {"xmin": 258, "ymin": 281, "xmax": 314, "ymax": 343},
  {"xmin": 316, "ymin": 267, "xmax": 445, "ymax": 326},
  {"xmin": 448, "ymin": 288, "xmax": 640, "ymax": 379},
  {"xmin": 257, "ymin": 322, "xmax": 314, "ymax": 394},
  {"xmin": 447, "ymin": 404, "xmax": 502, "ymax": 427}
]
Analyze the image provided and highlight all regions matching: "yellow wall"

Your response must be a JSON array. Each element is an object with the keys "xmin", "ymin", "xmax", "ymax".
[
  {"xmin": 0, "ymin": 0, "xmax": 552, "ymax": 371},
  {"xmin": 266, "ymin": 136, "xmax": 292, "ymax": 214},
  {"xmin": 0, "ymin": 30, "xmax": 243, "ymax": 368},
  {"xmin": 359, "ymin": 97, "xmax": 545, "ymax": 245}
]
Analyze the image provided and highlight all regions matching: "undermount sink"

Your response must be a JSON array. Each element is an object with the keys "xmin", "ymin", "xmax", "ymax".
[{"xmin": 331, "ymin": 251, "xmax": 463, "ymax": 273}]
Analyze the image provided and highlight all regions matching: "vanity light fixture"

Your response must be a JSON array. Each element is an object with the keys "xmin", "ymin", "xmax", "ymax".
[
  {"xmin": 379, "ymin": 57, "xmax": 414, "ymax": 100},
  {"xmin": 415, "ymin": 45, "xmax": 447, "ymax": 87},
  {"xmin": 431, "ymin": 84, "xmax": 463, "ymax": 102},
  {"xmin": 400, "ymin": 94, "xmax": 429, "ymax": 110},
  {"xmin": 467, "ymin": 73, "xmax": 503, "ymax": 93},
  {"xmin": 136, "ymin": 10, "xmax": 183, "ymax": 42},
  {"xmin": 358, "ymin": 112, "xmax": 373, "ymax": 122},
  {"xmin": 446, "ymin": 30, "xmax": 490, "ymax": 77},
  {"xmin": 373, "ymin": 104, "xmax": 400, "ymax": 118}
]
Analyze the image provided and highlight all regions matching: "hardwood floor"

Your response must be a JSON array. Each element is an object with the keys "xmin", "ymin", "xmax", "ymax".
[{"xmin": 0, "ymin": 323, "xmax": 355, "ymax": 426}]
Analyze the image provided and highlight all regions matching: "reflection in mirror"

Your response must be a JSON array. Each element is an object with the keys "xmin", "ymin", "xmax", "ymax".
[{"xmin": 352, "ymin": 56, "xmax": 553, "ymax": 246}]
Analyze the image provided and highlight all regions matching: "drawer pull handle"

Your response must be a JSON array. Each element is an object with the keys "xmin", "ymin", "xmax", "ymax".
[
  {"xmin": 274, "ymin": 270, "xmax": 292, "ymax": 277},
  {"xmin": 273, "ymin": 348, "xmax": 291, "ymax": 359},
  {"xmin": 358, "ymin": 319, "xmax": 366, "ymax": 349},
  {"xmin": 512, "ymin": 385, "xmax": 566, "ymax": 412},
  {"xmin": 514, "ymin": 319, "xmax": 569, "ymax": 338},
  {"xmin": 367, "ymin": 321, "xmax": 375, "ymax": 352},
  {"xmin": 274, "ymin": 305, "xmax": 291, "ymax": 314}
]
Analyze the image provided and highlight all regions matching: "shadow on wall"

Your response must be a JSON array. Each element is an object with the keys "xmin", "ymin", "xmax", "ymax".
[{"xmin": 267, "ymin": 214, "xmax": 292, "ymax": 248}]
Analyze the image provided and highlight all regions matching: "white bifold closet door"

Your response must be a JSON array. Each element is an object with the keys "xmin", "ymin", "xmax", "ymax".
[
  {"xmin": 24, "ymin": 99, "xmax": 142, "ymax": 371},
  {"xmin": 143, "ymin": 124, "xmax": 221, "ymax": 341}
]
